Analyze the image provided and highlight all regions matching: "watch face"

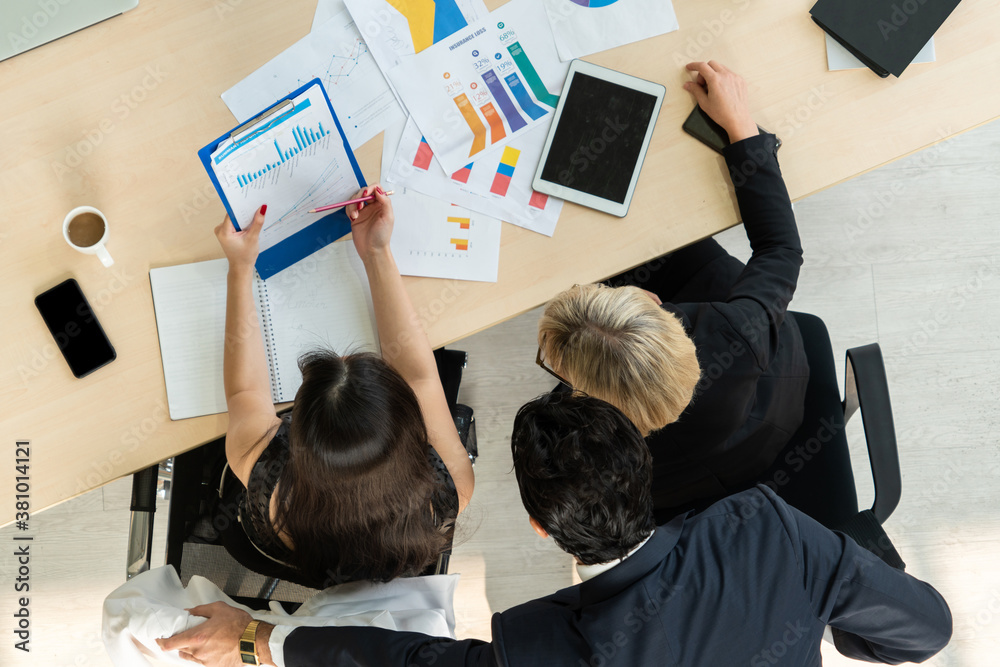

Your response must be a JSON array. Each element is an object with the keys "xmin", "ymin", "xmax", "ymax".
[
  {"xmin": 240, "ymin": 641, "xmax": 255, "ymax": 653},
  {"xmin": 240, "ymin": 653, "xmax": 258, "ymax": 665}
]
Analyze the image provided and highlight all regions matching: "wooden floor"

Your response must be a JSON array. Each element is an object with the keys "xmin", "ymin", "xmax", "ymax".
[{"xmin": 3, "ymin": 121, "xmax": 999, "ymax": 666}]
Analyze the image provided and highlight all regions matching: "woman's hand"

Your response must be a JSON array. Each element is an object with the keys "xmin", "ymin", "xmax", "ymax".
[
  {"xmin": 215, "ymin": 205, "xmax": 266, "ymax": 272},
  {"xmin": 683, "ymin": 61, "xmax": 758, "ymax": 143},
  {"xmin": 346, "ymin": 185, "xmax": 393, "ymax": 264}
]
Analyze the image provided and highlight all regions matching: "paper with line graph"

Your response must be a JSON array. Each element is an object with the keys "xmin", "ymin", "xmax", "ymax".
[
  {"xmin": 343, "ymin": 0, "xmax": 488, "ymax": 108},
  {"xmin": 389, "ymin": 188, "xmax": 502, "ymax": 282},
  {"xmin": 384, "ymin": 116, "xmax": 561, "ymax": 236},
  {"xmin": 222, "ymin": 10, "xmax": 403, "ymax": 148},
  {"xmin": 386, "ymin": 0, "xmax": 569, "ymax": 174}
]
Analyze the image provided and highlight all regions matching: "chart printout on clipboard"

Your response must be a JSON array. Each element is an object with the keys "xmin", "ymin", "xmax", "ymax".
[{"xmin": 202, "ymin": 80, "xmax": 365, "ymax": 280}]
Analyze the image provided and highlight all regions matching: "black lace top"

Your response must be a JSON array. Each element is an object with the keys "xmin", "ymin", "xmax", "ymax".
[{"xmin": 236, "ymin": 418, "xmax": 459, "ymax": 585}]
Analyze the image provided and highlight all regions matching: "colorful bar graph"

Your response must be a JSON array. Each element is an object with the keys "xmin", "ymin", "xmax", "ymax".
[
  {"xmin": 481, "ymin": 70, "xmax": 527, "ymax": 132},
  {"xmin": 529, "ymin": 190, "xmax": 549, "ymax": 210},
  {"xmin": 479, "ymin": 103, "xmax": 506, "ymax": 144},
  {"xmin": 507, "ymin": 42, "xmax": 559, "ymax": 108},
  {"xmin": 453, "ymin": 94, "xmax": 487, "ymax": 156},
  {"xmin": 450, "ymin": 238, "xmax": 469, "ymax": 251},
  {"xmin": 451, "ymin": 163, "xmax": 473, "ymax": 183},
  {"xmin": 447, "ymin": 215, "xmax": 471, "ymax": 230},
  {"xmin": 489, "ymin": 146, "xmax": 520, "ymax": 196},
  {"xmin": 413, "ymin": 137, "xmax": 434, "ymax": 170},
  {"xmin": 504, "ymin": 72, "xmax": 548, "ymax": 120}
]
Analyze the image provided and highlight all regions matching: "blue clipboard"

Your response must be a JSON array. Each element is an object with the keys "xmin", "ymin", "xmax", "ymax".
[{"xmin": 198, "ymin": 78, "xmax": 366, "ymax": 280}]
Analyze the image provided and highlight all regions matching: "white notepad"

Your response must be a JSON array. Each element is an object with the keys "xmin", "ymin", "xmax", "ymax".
[{"xmin": 149, "ymin": 241, "xmax": 379, "ymax": 420}]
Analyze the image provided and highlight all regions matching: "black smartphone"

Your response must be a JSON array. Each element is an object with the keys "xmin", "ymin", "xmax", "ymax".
[
  {"xmin": 682, "ymin": 105, "xmax": 780, "ymax": 154},
  {"xmin": 34, "ymin": 279, "xmax": 116, "ymax": 378}
]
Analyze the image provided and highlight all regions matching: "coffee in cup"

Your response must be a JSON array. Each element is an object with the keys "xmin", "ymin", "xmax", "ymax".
[{"xmin": 63, "ymin": 206, "xmax": 114, "ymax": 267}]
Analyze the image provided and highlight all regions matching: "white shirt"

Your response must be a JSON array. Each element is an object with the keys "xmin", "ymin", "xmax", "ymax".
[{"xmin": 575, "ymin": 533, "xmax": 653, "ymax": 583}]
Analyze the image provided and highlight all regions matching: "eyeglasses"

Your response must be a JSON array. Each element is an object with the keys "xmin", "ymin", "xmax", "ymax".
[{"xmin": 536, "ymin": 346, "xmax": 572, "ymax": 388}]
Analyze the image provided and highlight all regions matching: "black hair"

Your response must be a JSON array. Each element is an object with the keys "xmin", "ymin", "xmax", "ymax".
[
  {"xmin": 273, "ymin": 350, "xmax": 449, "ymax": 583},
  {"xmin": 511, "ymin": 392, "xmax": 655, "ymax": 565}
]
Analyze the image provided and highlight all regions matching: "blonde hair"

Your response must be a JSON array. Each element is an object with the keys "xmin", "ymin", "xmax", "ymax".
[{"xmin": 538, "ymin": 284, "xmax": 701, "ymax": 436}]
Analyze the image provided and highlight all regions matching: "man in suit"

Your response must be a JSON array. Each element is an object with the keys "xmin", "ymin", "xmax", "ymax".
[
  {"xmin": 537, "ymin": 60, "xmax": 809, "ymax": 523},
  {"xmin": 160, "ymin": 392, "xmax": 951, "ymax": 667}
]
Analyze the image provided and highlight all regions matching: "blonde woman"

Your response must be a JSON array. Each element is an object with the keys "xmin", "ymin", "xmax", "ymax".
[{"xmin": 537, "ymin": 61, "xmax": 809, "ymax": 523}]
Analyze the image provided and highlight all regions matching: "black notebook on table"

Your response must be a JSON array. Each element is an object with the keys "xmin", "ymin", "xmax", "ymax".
[{"xmin": 810, "ymin": 0, "xmax": 962, "ymax": 77}]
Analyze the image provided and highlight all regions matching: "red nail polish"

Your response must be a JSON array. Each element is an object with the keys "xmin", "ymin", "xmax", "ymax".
[{"xmin": 260, "ymin": 204, "xmax": 267, "ymax": 215}]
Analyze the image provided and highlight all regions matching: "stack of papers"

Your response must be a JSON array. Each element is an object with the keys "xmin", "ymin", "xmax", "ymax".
[{"xmin": 215, "ymin": 0, "xmax": 683, "ymax": 282}]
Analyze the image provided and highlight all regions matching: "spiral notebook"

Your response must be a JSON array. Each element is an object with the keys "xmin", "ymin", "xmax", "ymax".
[{"xmin": 149, "ymin": 241, "xmax": 379, "ymax": 420}]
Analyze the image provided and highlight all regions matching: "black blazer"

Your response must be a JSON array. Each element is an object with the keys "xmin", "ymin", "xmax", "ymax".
[
  {"xmin": 282, "ymin": 487, "xmax": 951, "ymax": 667},
  {"xmin": 648, "ymin": 133, "xmax": 810, "ymax": 517}
]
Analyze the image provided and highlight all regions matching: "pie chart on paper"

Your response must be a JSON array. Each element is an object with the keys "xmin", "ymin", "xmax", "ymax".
[{"xmin": 569, "ymin": 0, "xmax": 621, "ymax": 6}]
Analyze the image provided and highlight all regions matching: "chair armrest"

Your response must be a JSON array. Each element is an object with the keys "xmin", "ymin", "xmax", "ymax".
[
  {"xmin": 844, "ymin": 343, "xmax": 901, "ymax": 524},
  {"xmin": 125, "ymin": 464, "xmax": 159, "ymax": 580},
  {"xmin": 452, "ymin": 404, "xmax": 477, "ymax": 464}
]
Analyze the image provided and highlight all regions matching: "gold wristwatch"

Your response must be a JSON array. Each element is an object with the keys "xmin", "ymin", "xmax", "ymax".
[{"xmin": 239, "ymin": 619, "xmax": 261, "ymax": 666}]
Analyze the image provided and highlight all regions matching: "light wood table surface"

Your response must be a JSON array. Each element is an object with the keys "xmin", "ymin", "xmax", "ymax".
[{"xmin": 1, "ymin": 0, "xmax": 997, "ymax": 523}]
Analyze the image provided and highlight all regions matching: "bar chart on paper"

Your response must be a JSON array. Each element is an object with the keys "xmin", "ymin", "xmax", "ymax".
[
  {"xmin": 211, "ymin": 84, "xmax": 361, "ymax": 256},
  {"xmin": 389, "ymin": 189, "xmax": 502, "ymax": 282},
  {"xmin": 384, "ymin": 115, "xmax": 563, "ymax": 236},
  {"xmin": 387, "ymin": 0, "xmax": 569, "ymax": 174}
]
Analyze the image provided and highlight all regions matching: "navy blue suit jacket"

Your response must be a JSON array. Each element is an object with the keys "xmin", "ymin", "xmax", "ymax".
[{"xmin": 283, "ymin": 487, "xmax": 951, "ymax": 666}]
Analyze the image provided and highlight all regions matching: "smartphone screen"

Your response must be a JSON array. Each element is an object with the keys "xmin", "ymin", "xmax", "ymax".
[{"xmin": 34, "ymin": 279, "xmax": 116, "ymax": 378}]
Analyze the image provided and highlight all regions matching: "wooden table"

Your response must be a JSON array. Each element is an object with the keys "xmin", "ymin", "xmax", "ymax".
[{"xmin": 2, "ymin": 0, "xmax": 997, "ymax": 523}]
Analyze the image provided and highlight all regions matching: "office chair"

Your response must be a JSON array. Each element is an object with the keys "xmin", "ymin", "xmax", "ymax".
[
  {"xmin": 757, "ymin": 312, "xmax": 905, "ymax": 569},
  {"xmin": 126, "ymin": 348, "xmax": 477, "ymax": 610}
]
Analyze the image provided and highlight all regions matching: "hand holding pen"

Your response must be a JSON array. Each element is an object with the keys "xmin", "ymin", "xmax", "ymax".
[{"xmin": 309, "ymin": 187, "xmax": 394, "ymax": 213}]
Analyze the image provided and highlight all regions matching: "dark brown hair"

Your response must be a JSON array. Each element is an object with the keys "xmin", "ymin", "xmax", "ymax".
[{"xmin": 273, "ymin": 350, "xmax": 449, "ymax": 583}]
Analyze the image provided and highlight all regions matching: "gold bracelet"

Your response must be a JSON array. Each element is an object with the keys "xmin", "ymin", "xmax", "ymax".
[{"xmin": 239, "ymin": 619, "xmax": 261, "ymax": 666}]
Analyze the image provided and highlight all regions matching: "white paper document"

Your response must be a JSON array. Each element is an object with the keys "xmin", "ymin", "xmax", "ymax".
[
  {"xmin": 312, "ymin": 0, "xmax": 347, "ymax": 30},
  {"xmin": 222, "ymin": 10, "xmax": 404, "ymax": 149},
  {"xmin": 210, "ymin": 83, "xmax": 362, "ymax": 257},
  {"xmin": 825, "ymin": 34, "xmax": 935, "ymax": 71},
  {"xmin": 385, "ymin": 116, "xmax": 561, "ymax": 236},
  {"xmin": 389, "ymin": 187, "xmax": 502, "ymax": 282},
  {"xmin": 344, "ymin": 0, "xmax": 489, "ymax": 108},
  {"xmin": 386, "ymin": 0, "xmax": 570, "ymax": 174},
  {"xmin": 542, "ymin": 0, "xmax": 679, "ymax": 61}
]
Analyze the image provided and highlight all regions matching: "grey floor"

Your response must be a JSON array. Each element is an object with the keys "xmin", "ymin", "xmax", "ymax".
[{"xmin": 3, "ymin": 121, "xmax": 999, "ymax": 666}]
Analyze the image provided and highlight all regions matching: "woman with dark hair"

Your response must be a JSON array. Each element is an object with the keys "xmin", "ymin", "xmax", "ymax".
[{"xmin": 213, "ymin": 186, "xmax": 474, "ymax": 588}]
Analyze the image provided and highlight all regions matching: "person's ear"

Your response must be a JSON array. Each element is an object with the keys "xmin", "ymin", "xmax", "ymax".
[{"xmin": 529, "ymin": 516, "xmax": 549, "ymax": 539}]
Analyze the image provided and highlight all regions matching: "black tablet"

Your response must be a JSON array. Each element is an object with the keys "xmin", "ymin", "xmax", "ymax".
[{"xmin": 532, "ymin": 60, "xmax": 665, "ymax": 217}]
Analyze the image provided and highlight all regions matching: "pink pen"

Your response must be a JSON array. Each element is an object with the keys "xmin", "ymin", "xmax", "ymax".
[{"xmin": 308, "ymin": 188, "xmax": 393, "ymax": 213}]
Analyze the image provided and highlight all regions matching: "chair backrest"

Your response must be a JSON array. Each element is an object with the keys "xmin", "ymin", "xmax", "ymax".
[{"xmin": 756, "ymin": 312, "xmax": 860, "ymax": 529}]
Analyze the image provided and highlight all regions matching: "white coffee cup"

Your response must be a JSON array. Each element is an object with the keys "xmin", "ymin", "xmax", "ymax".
[{"xmin": 63, "ymin": 206, "xmax": 114, "ymax": 267}]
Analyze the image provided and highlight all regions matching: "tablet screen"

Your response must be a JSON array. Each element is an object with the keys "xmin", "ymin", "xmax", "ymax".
[{"xmin": 539, "ymin": 73, "xmax": 659, "ymax": 204}]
